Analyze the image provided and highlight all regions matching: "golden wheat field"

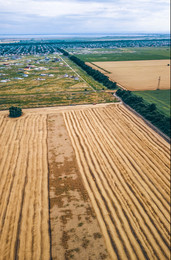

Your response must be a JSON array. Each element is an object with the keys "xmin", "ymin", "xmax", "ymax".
[
  {"xmin": 0, "ymin": 103, "xmax": 170, "ymax": 260},
  {"xmin": 88, "ymin": 60, "xmax": 170, "ymax": 90},
  {"xmin": 0, "ymin": 113, "xmax": 50, "ymax": 260},
  {"xmin": 64, "ymin": 104, "xmax": 170, "ymax": 259}
]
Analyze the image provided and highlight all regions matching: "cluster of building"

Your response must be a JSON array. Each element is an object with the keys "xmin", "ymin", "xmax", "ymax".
[{"xmin": 0, "ymin": 55, "xmax": 79, "ymax": 83}]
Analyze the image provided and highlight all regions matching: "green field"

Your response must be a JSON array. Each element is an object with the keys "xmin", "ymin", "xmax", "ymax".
[
  {"xmin": 72, "ymin": 46, "xmax": 170, "ymax": 118},
  {"xmin": 0, "ymin": 54, "xmax": 117, "ymax": 109},
  {"xmin": 74, "ymin": 47, "xmax": 170, "ymax": 62},
  {"xmin": 134, "ymin": 89, "xmax": 170, "ymax": 117},
  {"xmin": 63, "ymin": 56, "xmax": 106, "ymax": 90}
]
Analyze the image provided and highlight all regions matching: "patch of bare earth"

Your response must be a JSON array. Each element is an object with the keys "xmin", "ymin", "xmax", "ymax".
[{"xmin": 48, "ymin": 113, "xmax": 109, "ymax": 260}]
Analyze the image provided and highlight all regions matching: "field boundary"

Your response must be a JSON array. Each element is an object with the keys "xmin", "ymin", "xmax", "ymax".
[
  {"xmin": 46, "ymin": 114, "xmax": 52, "ymax": 260},
  {"xmin": 89, "ymin": 62, "xmax": 111, "ymax": 74},
  {"xmin": 58, "ymin": 54, "xmax": 96, "ymax": 92},
  {"xmin": 115, "ymin": 94, "xmax": 170, "ymax": 143},
  {"xmin": 87, "ymin": 62, "xmax": 131, "ymax": 91}
]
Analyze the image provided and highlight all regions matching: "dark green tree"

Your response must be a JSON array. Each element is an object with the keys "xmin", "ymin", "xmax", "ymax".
[{"xmin": 9, "ymin": 106, "xmax": 22, "ymax": 118}]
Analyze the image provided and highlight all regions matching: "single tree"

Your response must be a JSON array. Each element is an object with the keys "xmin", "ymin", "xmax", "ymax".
[{"xmin": 9, "ymin": 106, "xmax": 22, "ymax": 118}]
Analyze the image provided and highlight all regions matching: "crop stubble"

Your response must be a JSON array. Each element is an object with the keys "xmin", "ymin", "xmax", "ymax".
[
  {"xmin": 88, "ymin": 60, "xmax": 170, "ymax": 90},
  {"xmin": 0, "ymin": 103, "xmax": 170, "ymax": 260},
  {"xmin": 63, "ymin": 104, "xmax": 170, "ymax": 260},
  {"xmin": 0, "ymin": 114, "xmax": 50, "ymax": 260}
]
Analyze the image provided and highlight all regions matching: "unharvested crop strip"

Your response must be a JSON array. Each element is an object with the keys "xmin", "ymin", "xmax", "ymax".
[
  {"xmin": 17, "ymin": 115, "xmax": 38, "ymax": 259},
  {"xmin": 0, "ymin": 114, "xmax": 50, "ymax": 260},
  {"xmin": 0, "ymin": 115, "xmax": 5, "ymax": 127},
  {"xmin": 0, "ymin": 117, "xmax": 29, "ymax": 230},
  {"xmin": 0, "ymin": 116, "xmax": 31, "ymax": 258},
  {"xmin": 10, "ymin": 116, "xmax": 35, "ymax": 259},
  {"xmin": 0, "ymin": 119, "xmax": 17, "ymax": 176},
  {"xmin": 41, "ymin": 115, "xmax": 50, "ymax": 260}
]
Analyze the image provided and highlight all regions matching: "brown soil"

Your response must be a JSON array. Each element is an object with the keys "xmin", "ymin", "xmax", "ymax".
[{"xmin": 47, "ymin": 113, "xmax": 110, "ymax": 260}]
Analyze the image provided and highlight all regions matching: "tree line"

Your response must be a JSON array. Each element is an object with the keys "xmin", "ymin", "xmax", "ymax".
[
  {"xmin": 116, "ymin": 89, "xmax": 170, "ymax": 137},
  {"xmin": 57, "ymin": 47, "xmax": 117, "ymax": 90},
  {"xmin": 58, "ymin": 47, "xmax": 170, "ymax": 137}
]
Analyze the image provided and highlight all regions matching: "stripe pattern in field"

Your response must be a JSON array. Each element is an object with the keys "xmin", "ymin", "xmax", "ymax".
[
  {"xmin": 0, "ymin": 114, "xmax": 50, "ymax": 260},
  {"xmin": 63, "ymin": 104, "xmax": 170, "ymax": 260}
]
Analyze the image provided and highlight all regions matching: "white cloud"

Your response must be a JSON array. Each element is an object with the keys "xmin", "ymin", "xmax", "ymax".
[
  {"xmin": 0, "ymin": 0, "xmax": 168, "ymax": 17},
  {"xmin": 0, "ymin": 0, "xmax": 104, "ymax": 17},
  {"xmin": 0, "ymin": 0, "xmax": 170, "ymax": 33}
]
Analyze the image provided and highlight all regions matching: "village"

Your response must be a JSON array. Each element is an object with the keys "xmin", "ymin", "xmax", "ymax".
[{"xmin": 0, "ymin": 54, "xmax": 80, "ymax": 84}]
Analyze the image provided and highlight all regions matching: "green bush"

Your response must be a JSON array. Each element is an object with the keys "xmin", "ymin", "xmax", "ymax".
[{"xmin": 9, "ymin": 106, "xmax": 22, "ymax": 118}]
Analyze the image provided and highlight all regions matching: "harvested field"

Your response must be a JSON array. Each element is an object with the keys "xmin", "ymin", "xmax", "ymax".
[
  {"xmin": 88, "ymin": 60, "xmax": 170, "ymax": 90},
  {"xmin": 64, "ymin": 104, "xmax": 170, "ymax": 260},
  {"xmin": 0, "ymin": 104, "xmax": 110, "ymax": 260},
  {"xmin": 0, "ymin": 103, "xmax": 170, "ymax": 260},
  {"xmin": 0, "ymin": 113, "xmax": 50, "ymax": 259}
]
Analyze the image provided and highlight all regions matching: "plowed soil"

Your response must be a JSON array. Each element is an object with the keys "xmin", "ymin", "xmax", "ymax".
[{"xmin": 87, "ymin": 60, "xmax": 170, "ymax": 90}]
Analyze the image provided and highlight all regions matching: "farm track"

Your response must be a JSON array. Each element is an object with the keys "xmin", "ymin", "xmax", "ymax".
[
  {"xmin": 0, "ymin": 114, "xmax": 50, "ymax": 260},
  {"xmin": 63, "ymin": 104, "xmax": 170, "ymax": 260}
]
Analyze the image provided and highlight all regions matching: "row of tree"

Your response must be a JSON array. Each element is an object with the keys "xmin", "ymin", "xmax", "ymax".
[
  {"xmin": 116, "ymin": 89, "xmax": 170, "ymax": 137},
  {"xmin": 57, "ymin": 48, "xmax": 117, "ymax": 90},
  {"xmin": 70, "ymin": 56, "xmax": 117, "ymax": 89},
  {"xmin": 58, "ymin": 47, "xmax": 170, "ymax": 137},
  {"xmin": 57, "ymin": 47, "xmax": 69, "ymax": 57}
]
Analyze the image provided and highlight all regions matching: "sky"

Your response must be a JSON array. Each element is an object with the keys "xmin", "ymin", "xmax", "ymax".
[{"xmin": 0, "ymin": 0, "xmax": 170, "ymax": 35}]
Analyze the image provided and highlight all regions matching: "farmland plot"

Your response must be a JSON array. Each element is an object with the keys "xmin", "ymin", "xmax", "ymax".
[
  {"xmin": 64, "ymin": 104, "xmax": 170, "ymax": 260},
  {"xmin": 0, "ymin": 114, "xmax": 50, "ymax": 260},
  {"xmin": 88, "ymin": 60, "xmax": 170, "ymax": 90},
  {"xmin": 0, "ymin": 103, "xmax": 170, "ymax": 260}
]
